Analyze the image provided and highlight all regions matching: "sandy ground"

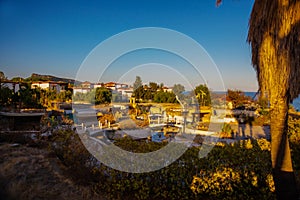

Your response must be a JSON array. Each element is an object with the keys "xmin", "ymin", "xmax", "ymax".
[{"xmin": 0, "ymin": 143, "xmax": 104, "ymax": 200}]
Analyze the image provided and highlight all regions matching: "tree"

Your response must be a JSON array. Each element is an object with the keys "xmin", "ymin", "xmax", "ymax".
[
  {"xmin": 153, "ymin": 91, "xmax": 177, "ymax": 103},
  {"xmin": 57, "ymin": 90, "xmax": 72, "ymax": 102},
  {"xmin": 159, "ymin": 83, "xmax": 164, "ymax": 89},
  {"xmin": 0, "ymin": 71, "xmax": 6, "ymax": 81},
  {"xmin": 143, "ymin": 90, "xmax": 153, "ymax": 100},
  {"xmin": 11, "ymin": 77, "xmax": 24, "ymax": 82},
  {"xmin": 18, "ymin": 88, "xmax": 43, "ymax": 109},
  {"xmin": 247, "ymin": 0, "xmax": 300, "ymax": 198},
  {"xmin": 149, "ymin": 82, "xmax": 158, "ymax": 92},
  {"xmin": 0, "ymin": 71, "xmax": 7, "ymax": 89},
  {"xmin": 95, "ymin": 87, "xmax": 112, "ymax": 104},
  {"xmin": 172, "ymin": 84, "xmax": 185, "ymax": 96},
  {"xmin": 194, "ymin": 84, "xmax": 211, "ymax": 106},
  {"xmin": 0, "ymin": 87, "xmax": 13, "ymax": 108},
  {"xmin": 226, "ymin": 89, "xmax": 251, "ymax": 108},
  {"xmin": 0, "ymin": 71, "xmax": 11, "ymax": 108},
  {"xmin": 133, "ymin": 85, "xmax": 145, "ymax": 101},
  {"xmin": 133, "ymin": 76, "xmax": 142, "ymax": 91}
]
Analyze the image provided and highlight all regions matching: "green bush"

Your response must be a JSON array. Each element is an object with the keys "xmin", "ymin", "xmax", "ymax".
[
  {"xmin": 288, "ymin": 116, "xmax": 300, "ymax": 169},
  {"xmin": 191, "ymin": 139, "xmax": 274, "ymax": 200},
  {"xmin": 50, "ymin": 129, "xmax": 278, "ymax": 199},
  {"xmin": 220, "ymin": 123, "xmax": 233, "ymax": 138}
]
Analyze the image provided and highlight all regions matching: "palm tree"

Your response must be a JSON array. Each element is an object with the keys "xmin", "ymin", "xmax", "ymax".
[
  {"xmin": 196, "ymin": 90, "xmax": 206, "ymax": 106},
  {"xmin": 247, "ymin": 0, "xmax": 300, "ymax": 199}
]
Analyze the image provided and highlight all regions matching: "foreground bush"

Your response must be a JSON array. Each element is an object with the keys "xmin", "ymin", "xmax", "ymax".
[
  {"xmin": 190, "ymin": 139, "xmax": 274, "ymax": 200},
  {"xmin": 288, "ymin": 115, "xmax": 300, "ymax": 193},
  {"xmin": 50, "ymin": 129, "xmax": 279, "ymax": 199}
]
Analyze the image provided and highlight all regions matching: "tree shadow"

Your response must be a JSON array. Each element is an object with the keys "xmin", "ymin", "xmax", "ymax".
[
  {"xmin": 236, "ymin": 113, "xmax": 247, "ymax": 139},
  {"xmin": 233, "ymin": 113, "xmax": 268, "ymax": 140},
  {"xmin": 263, "ymin": 125, "xmax": 271, "ymax": 141},
  {"xmin": 248, "ymin": 116, "xmax": 254, "ymax": 139},
  {"xmin": 238, "ymin": 121, "xmax": 246, "ymax": 139}
]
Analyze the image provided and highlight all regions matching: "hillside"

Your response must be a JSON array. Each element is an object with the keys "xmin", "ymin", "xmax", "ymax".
[{"xmin": 27, "ymin": 73, "xmax": 75, "ymax": 83}]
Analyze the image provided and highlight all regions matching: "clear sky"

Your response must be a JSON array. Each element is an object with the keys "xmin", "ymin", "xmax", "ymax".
[{"xmin": 0, "ymin": 0, "xmax": 257, "ymax": 91}]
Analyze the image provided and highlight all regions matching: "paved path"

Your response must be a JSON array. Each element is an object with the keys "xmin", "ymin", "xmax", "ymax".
[{"xmin": 230, "ymin": 124, "xmax": 270, "ymax": 139}]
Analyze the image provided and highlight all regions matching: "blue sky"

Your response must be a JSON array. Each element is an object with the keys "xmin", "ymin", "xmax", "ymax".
[{"xmin": 0, "ymin": 0, "xmax": 257, "ymax": 91}]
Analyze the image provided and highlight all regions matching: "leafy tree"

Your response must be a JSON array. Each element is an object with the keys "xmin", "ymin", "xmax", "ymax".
[
  {"xmin": 153, "ymin": 91, "xmax": 167, "ymax": 103},
  {"xmin": 0, "ymin": 71, "xmax": 6, "ymax": 81},
  {"xmin": 226, "ymin": 89, "xmax": 250, "ymax": 108},
  {"xmin": 86, "ymin": 90, "xmax": 96, "ymax": 104},
  {"xmin": 153, "ymin": 91, "xmax": 177, "ymax": 103},
  {"xmin": 73, "ymin": 92, "xmax": 84, "ymax": 103},
  {"xmin": 18, "ymin": 88, "xmax": 43, "ymax": 108},
  {"xmin": 0, "ymin": 71, "xmax": 7, "ymax": 89},
  {"xmin": 95, "ymin": 87, "xmax": 112, "ymax": 104},
  {"xmin": 11, "ymin": 77, "xmax": 24, "ymax": 82},
  {"xmin": 159, "ymin": 82, "xmax": 164, "ymax": 89},
  {"xmin": 138, "ymin": 82, "xmax": 159, "ymax": 101},
  {"xmin": 194, "ymin": 84, "xmax": 211, "ymax": 106},
  {"xmin": 133, "ymin": 85, "xmax": 145, "ymax": 100},
  {"xmin": 0, "ymin": 71, "xmax": 12, "ymax": 107},
  {"xmin": 133, "ymin": 76, "xmax": 142, "ymax": 91},
  {"xmin": 149, "ymin": 82, "xmax": 158, "ymax": 92},
  {"xmin": 38, "ymin": 89, "xmax": 57, "ymax": 107},
  {"xmin": 0, "ymin": 87, "xmax": 13, "ymax": 108},
  {"xmin": 172, "ymin": 84, "xmax": 185, "ymax": 96},
  {"xmin": 143, "ymin": 89, "xmax": 153, "ymax": 100},
  {"xmin": 57, "ymin": 90, "xmax": 72, "ymax": 102}
]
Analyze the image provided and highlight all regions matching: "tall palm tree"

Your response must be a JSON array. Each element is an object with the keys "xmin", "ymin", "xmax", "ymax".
[
  {"xmin": 247, "ymin": 0, "xmax": 300, "ymax": 199},
  {"xmin": 196, "ymin": 90, "xmax": 206, "ymax": 106}
]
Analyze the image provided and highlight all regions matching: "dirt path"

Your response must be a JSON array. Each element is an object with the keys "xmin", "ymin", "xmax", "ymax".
[{"xmin": 0, "ymin": 143, "xmax": 104, "ymax": 200}]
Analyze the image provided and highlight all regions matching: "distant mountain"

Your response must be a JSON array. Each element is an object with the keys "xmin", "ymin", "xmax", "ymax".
[{"xmin": 27, "ymin": 73, "xmax": 75, "ymax": 83}]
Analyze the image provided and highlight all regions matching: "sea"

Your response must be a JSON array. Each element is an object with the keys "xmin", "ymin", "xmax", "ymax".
[
  {"xmin": 244, "ymin": 92, "xmax": 300, "ymax": 111},
  {"xmin": 214, "ymin": 91, "xmax": 300, "ymax": 111}
]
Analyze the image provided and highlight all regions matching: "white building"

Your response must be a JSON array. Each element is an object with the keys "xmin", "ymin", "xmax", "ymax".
[
  {"xmin": 93, "ymin": 83, "xmax": 104, "ymax": 89},
  {"xmin": 73, "ymin": 81, "xmax": 94, "ymax": 94},
  {"xmin": 162, "ymin": 86, "xmax": 173, "ymax": 93},
  {"xmin": 31, "ymin": 81, "xmax": 67, "ymax": 93},
  {"xmin": 117, "ymin": 87, "xmax": 133, "ymax": 99},
  {"xmin": 104, "ymin": 82, "xmax": 129, "ymax": 91},
  {"xmin": 73, "ymin": 87, "xmax": 91, "ymax": 94}
]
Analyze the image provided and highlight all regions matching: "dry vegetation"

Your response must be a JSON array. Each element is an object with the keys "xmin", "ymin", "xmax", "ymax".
[{"xmin": 0, "ymin": 143, "xmax": 103, "ymax": 200}]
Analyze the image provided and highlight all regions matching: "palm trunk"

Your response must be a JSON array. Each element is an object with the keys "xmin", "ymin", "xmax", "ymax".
[{"xmin": 270, "ymin": 96, "xmax": 298, "ymax": 199}]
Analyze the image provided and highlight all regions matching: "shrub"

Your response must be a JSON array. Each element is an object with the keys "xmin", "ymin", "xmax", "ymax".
[
  {"xmin": 220, "ymin": 123, "xmax": 233, "ymax": 138},
  {"xmin": 50, "ymin": 129, "xmax": 278, "ymax": 199},
  {"xmin": 288, "ymin": 116, "xmax": 300, "ymax": 169},
  {"xmin": 191, "ymin": 139, "xmax": 275, "ymax": 199},
  {"xmin": 288, "ymin": 115, "xmax": 300, "ymax": 192},
  {"xmin": 49, "ymin": 129, "xmax": 98, "ymax": 184}
]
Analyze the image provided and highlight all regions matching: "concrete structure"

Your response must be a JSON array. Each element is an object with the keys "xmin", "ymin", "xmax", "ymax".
[{"xmin": 0, "ymin": 111, "xmax": 45, "ymax": 132}]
